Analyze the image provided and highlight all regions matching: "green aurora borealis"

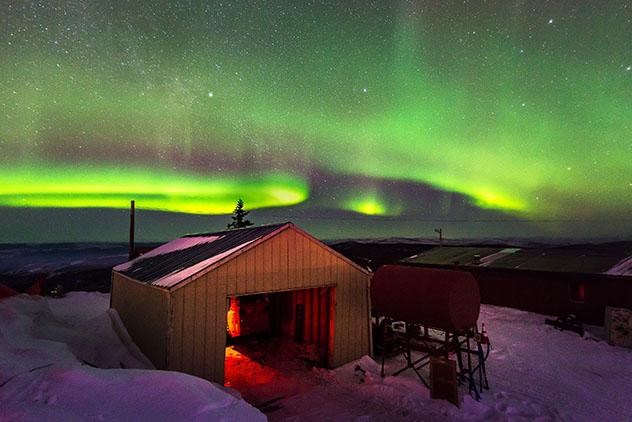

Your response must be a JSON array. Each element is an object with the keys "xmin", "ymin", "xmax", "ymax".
[{"xmin": 1, "ymin": 1, "xmax": 632, "ymax": 240}]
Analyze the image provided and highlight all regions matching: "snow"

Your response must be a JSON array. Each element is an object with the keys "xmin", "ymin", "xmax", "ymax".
[
  {"xmin": 478, "ymin": 248, "xmax": 521, "ymax": 266},
  {"xmin": 152, "ymin": 240, "xmax": 256, "ymax": 288},
  {"xmin": 605, "ymin": 255, "xmax": 632, "ymax": 276},
  {"xmin": 3, "ymin": 291, "xmax": 631, "ymax": 421},
  {"xmin": 224, "ymin": 307, "xmax": 632, "ymax": 421},
  {"xmin": 113, "ymin": 235, "xmax": 222, "ymax": 272},
  {"xmin": 0, "ymin": 292, "xmax": 265, "ymax": 421}
]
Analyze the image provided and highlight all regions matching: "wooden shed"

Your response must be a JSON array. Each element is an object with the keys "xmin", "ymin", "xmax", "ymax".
[{"xmin": 110, "ymin": 222, "xmax": 372, "ymax": 385}]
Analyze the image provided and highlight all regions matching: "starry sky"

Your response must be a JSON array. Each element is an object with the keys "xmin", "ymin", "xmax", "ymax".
[{"xmin": 1, "ymin": 1, "xmax": 631, "ymax": 242}]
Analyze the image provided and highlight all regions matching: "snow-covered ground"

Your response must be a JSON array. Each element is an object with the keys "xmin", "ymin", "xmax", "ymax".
[
  {"xmin": 225, "ymin": 306, "xmax": 632, "ymax": 421},
  {"xmin": 0, "ymin": 292, "xmax": 265, "ymax": 421},
  {"xmin": 2, "ymin": 292, "xmax": 631, "ymax": 421}
]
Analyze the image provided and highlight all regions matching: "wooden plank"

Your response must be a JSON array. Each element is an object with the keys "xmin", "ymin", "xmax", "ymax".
[
  {"xmin": 236, "ymin": 253, "xmax": 247, "ymax": 294},
  {"xmin": 223, "ymin": 259, "xmax": 236, "ymax": 295},
  {"xmin": 302, "ymin": 233, "xmax": 311, "ymax": 286},
  {"xmin": 319, "ymin": 287, "xmax": 328, "ymax": 352},
  {"xmin": 279, "ymin": 230, "xmax": 289, "ymax": 291},
  {"xmin": 171, "ymin": 288, "xmax": 185, "ymax": 371},
  {"xmin": 295, "ymin": 229, "xmax": 304, "ymax": 287},
  {"xmin": 311, "ymin": 288, "xmax": 318, "ymax": 343},
  {"xmin": 287, "ymin": 291, "xmax": 296, "ymax": 338},
  {"xmin": 340, "ymin": 266, "xmax": 352, "ymax": 365},
  {"xmin": 310, "ymin": 241, "xmax": 319, "ymax": 283},
  {"xmin": 328, "ymin": 286, "xmax": 336, "ymax": 366},
  {"xmin": 204, "ymin": 272, "xmax": 217, "ymax": 381},
  {"xmin": 347, "ymin": 273, "xmax": 358, "ymax": 360},
  {"xmin": 353, "ymin": 273, "xmax": 365, "ymax": 359},
  {"xmin": 353, "ymin": 272, "xmax": 364, "ymax": 358},
  {"xmin": 245, "ymin": 247, "xmax": 255, "ymax": 293},
  {"xmin": 305, "ymin": 288, "xmax": 313, "ymax": 343},
  {"xmin": 359, "ymin": 274, "xmax": 369, "ymax": 356},
  {"xmin": 111, "ymin": 275, "xmax": 170, "ymax": 369},
  {"xmin": 193, "ymin": 277, "xmax": 207, "ymax": 377},
  {"xmin": 255, "ymin": 242, "xmax": 264, "ymax": 292},
  {"xmin": 317, "ymin": 241, "xmax": 325, "ymax": 283},
  {"xmin": 182, "ymin": 284, "xmax": 196, "ymax": 374},
  {"xmin": 322, "ymin": 247, "xmax": 332, "ymax": 284},
  {"xmin": 364, "ymin": 274, "xmax": 371, "ymax": 356},
  {"xmin": 288, "ymin": 229, "xmax": 298, "ymax": 289},
  {"xmin": 213, "ymin": 280, "xmax": 227, "ymax": 384},
  {"xmin": 271, "ymin": 234, "xmax": 280, "ymax": 291},
  {"xmin": 263, "ymin": 238, "xmax": 273, "ymax": 292},
  {"xmin": 331, "ymin": 261, "xmax": 343, "ymax": 366}
]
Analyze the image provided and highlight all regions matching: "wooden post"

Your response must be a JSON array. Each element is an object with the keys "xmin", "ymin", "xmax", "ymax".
[
  {"xmin": 434, "ymin": 228, "xmax": 443, "ymax": 246},
  {"xmin": 129, "ymin": 200, "xmax": 135, "ymax": 260}
]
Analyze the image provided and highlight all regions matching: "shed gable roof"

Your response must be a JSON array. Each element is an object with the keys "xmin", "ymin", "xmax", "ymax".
[{"xmin": 114, "ymin": 223, "xmax": 288, "ymax": 288}]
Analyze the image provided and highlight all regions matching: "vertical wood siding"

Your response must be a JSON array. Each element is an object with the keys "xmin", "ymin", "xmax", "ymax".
[
  {"xmin": 110, "ymin": 273, "xmax": 170, "ymax": 368},
  {"xmin": 163, "ymin": 225, "xmax": 370, "ymax": 385}
]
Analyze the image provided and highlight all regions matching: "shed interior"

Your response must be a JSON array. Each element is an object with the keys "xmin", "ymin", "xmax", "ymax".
[{"xmin": 224, "ymin": 286, "xmax": 335, "ymax": 397}]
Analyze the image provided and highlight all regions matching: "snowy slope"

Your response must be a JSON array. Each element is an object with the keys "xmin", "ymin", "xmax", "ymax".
[{"xmin": 0, "ymin": 293, "xmax": 265, "ymax": 421}]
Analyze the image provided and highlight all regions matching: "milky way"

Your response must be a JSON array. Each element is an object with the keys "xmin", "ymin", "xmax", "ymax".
[{"xmin": 1, "ymin": 1, "xmax": 631, "ymax": 241}]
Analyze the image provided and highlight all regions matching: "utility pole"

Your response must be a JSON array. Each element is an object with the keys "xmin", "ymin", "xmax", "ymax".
[
  {"xmin": 129, "ymin": 200, "xmax": 135, "ymax": 260},
  {"xmin": 434, "ymin": 228, "xmax": 443, "ymax": 246}
]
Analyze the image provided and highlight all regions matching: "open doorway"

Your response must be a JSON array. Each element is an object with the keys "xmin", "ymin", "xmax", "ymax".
[{"xmin": 224, "ymin": 287, "xmax": 334, "ymax": 404}]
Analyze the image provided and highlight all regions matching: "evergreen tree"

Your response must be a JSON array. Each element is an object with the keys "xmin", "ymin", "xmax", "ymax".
[{"xmin": 227, "ymin": 198, "xmax": 253, "ymax": 229}]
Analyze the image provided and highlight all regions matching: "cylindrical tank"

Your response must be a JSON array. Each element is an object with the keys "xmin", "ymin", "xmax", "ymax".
[{"xmin": 371, "ymin": 265, "xmax": 480, "ymax": 333}]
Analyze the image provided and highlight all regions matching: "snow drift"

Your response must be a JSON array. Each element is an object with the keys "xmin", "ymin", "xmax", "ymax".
[{"xmin": 0, "ymin": 293, "xmax": 265, "ymax": 421}]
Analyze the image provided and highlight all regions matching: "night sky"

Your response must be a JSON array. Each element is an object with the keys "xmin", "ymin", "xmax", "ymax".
[{"xmin": 1, "ymin": 1, "xmax": 631, "ymax": 242}]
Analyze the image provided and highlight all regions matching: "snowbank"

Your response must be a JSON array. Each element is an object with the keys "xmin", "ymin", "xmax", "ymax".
[{"xmin": 0, "ymin": 293, "xmax": 265, "ymax": 421}]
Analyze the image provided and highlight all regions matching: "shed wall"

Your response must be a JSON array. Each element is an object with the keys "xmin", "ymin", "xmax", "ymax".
[
  {"xmin": 167, "ymin": 226, "xmax": 371, "ymax": 384},
  {"xmin": 110, "ymin": 272, "xmax": 170, "ymax": 368}
]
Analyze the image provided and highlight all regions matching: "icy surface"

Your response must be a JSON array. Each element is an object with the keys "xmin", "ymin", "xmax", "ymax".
[
  {"xmin": 605, "ymin": 255, "xmax": 632, "ymax": 276},
  {"xmin": 113, "ymin": 235, "xmax": 222, "ymax": 272},
  {"xmin": 0, "ymin": 292, "xmax": 265, "ymax": 421}
]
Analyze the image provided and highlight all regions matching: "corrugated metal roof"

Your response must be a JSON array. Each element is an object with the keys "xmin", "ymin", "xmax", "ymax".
[
  {"xmin": 114, "ymin": 223, "xmax": 288, "ymax": 288},
  {"xmin": 401, "ymin": 247, "xmax": 504, "ymax": 266},
  {"xmin": 605, "ymin": 255, "xmax": 632, "ymax": 276},
  {"xmin": 402, "ymin": 244, "xmax": 632, "ymax": 275}
]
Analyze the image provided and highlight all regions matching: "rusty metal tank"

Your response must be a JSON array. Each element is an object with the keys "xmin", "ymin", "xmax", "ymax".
[{"xmin": 371, "ymin": 265, "xmax": 480, "ymax": 333}]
